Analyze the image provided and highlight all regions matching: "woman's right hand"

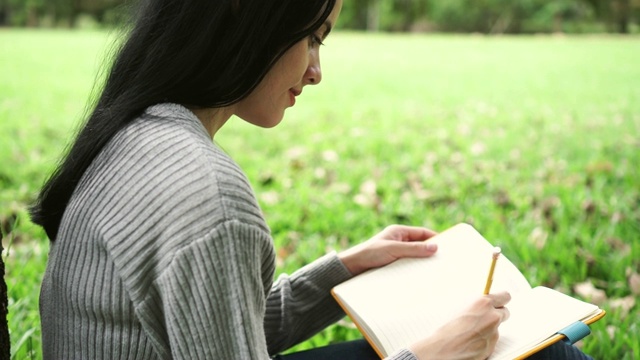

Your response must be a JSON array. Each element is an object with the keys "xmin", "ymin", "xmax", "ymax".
[{"xmin": 408, "ymin": 291, "xmax": 511, "ymax": 360}]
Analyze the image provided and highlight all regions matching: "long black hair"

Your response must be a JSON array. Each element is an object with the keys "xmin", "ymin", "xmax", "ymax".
[{"xmin": 30, "ymin": 0, "xmax": 337, "ymax": 241}]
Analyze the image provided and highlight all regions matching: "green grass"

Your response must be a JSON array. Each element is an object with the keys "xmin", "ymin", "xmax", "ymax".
[{"xmin": 1, "ymin": 29, "xmax": 639, "ymax": 359}]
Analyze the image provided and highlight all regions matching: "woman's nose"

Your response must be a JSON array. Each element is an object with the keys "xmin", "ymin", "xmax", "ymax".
[{"xmin": 304, "ymin": 58, "xmax": 322, "ymax": 85}]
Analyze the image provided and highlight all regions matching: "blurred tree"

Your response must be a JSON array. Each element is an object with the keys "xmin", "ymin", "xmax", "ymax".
[
  {"xmin": 340, "ymin": 0, "xmax": 372, "ymax": 30},
  {"xmin": 340, "ymin": 0, "xmax": 429, "ymax": 31},
  {"xmin": 51, "ymin": 0, "xmax": 124, "ymax": 27},
  {"xmin": 1, "ymin": 0, "xmax": 44, "ymax": 26},
  {"xmin": 524, "ymin": 1, "xmax": 595, "ymax": 33},
  {"xmin": 0, "ymin": 0, "xmax": 124, "ymax": 27},
  {"xmin": 388, "ymin": 0, "xmax": 430, "ymax": 31},
  {"xmin": 613, "ymin": 0, "xmax": 631, "ymax": 32},
  {"xmin": 0, "ymin": 0, "xmax": 637, "ymax": 33},
  {"xmin": 583, "ymin": 0, "xmax": 639, "ymax": 33}
]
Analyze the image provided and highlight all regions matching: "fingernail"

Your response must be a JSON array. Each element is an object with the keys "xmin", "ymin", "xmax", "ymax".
[{"xmin": 426, "ymin": 243, "xmax": 437, "ymax": 251}]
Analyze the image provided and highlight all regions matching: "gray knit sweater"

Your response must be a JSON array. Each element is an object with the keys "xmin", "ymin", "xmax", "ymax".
[{"xmin": 39, "ymin": 103, "xmax": 417, "ymax": 360}]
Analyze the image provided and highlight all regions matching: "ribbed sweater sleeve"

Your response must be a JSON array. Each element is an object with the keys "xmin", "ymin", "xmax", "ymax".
[
  {"xmin": 265, "ymin": 253, "xmax": 352, "ymax": 354},
  {"xmin": 154, "ymin": 220, "xmax": 273, "ymax": 359},
  {"xmin": 38, "ymin": 104, "xmax": 353, "ymax": 359}
]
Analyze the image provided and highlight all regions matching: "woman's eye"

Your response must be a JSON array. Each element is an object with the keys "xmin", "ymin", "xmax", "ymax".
[{"xmin": 309, "ymin": 34, "xmax": 324, "ymax": 47}]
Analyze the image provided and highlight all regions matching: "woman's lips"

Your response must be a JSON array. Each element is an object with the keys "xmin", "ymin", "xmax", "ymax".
[{"xmin": 289, "ymin": 89, "xmax": 301, "ymax": 107}]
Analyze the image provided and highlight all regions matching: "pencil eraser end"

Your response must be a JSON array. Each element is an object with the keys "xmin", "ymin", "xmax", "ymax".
[{"xmin": 492, "ymin": 246, "xmax": 502, "ymax": 257}]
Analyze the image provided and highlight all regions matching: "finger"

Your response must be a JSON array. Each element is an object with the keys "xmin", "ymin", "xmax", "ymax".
[
  {"xmin": 496, "ymin": 306, "xmax": 510, "ymax": 322},
  {"xmin": 386, "ymin": 240, "xmax": 438, "ymax": 258},
  {"xmin": 384, "ymin": 225, "xmax": 438, "ymax": 242},
  {"xmin": 487, "ymin": 291, "xmax": 511, "ymax": 308}
]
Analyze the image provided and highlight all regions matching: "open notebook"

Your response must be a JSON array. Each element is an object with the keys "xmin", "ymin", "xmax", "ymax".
[{"xmin": 331, "ymin": 223, "xmax": 605, "ymax": 359}]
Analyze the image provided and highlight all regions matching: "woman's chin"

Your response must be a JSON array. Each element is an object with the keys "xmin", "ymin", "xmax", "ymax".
[{"xmin": 241, "ymin": 113, "xmax": 285, "ymax": 129}]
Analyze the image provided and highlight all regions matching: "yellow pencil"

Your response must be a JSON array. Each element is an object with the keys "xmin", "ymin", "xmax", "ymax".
[{"xmin": 483, "ymin": 247, "xmax": 501, "ymax": 295}]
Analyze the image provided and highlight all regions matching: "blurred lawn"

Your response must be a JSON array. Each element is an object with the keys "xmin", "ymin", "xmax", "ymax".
[{"xmin": 1, "ymin": 29, "xmax": 639, "ymax": 359}]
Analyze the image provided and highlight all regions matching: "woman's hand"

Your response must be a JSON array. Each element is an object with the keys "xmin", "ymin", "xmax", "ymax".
[
  {"xmin": 409, "ymin": 292, "xmax": 512, "ymax": 360},
  {"xmin": 337, "ymin": 225, "xmax": 438, "ymax": 276}
]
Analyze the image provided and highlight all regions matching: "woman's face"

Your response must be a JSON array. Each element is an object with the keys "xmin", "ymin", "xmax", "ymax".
[{"xmin": 234, "ymin": 0, "xmax": 342, "ymax": 128}]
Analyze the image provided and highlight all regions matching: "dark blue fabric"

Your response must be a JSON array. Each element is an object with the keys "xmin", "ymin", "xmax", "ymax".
[
  {"xmin": 527, "ymin": 341, "xmax": 594, "ymax": 360},
  {"xmin": 275, "ymin": 339, "xmax": 593, "ymax": 360},
  {"xmin": 275, "ymin": 340, "xmax": 378, "ymax": 360}
]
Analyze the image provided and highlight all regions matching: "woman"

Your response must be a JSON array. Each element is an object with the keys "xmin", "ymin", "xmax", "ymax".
[{"xmin": 31, "ymin": 0, "xmax": 592, "ymax": 359}]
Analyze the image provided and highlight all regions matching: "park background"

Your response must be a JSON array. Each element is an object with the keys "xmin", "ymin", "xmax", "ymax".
[{"xmin": 1, "ymin": 0, "xmax": 639, "ymax": 359}]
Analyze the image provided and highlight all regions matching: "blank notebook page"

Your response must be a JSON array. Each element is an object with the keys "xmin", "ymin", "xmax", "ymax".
[{"xmin": 333, "ymin": 224, "xmax": 533, "ymax": 355}]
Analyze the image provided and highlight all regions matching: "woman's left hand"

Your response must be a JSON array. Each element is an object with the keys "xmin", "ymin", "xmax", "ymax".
[{"xmin": 337, "ymin": 225, "xmax": 438, "ymax": 276}]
